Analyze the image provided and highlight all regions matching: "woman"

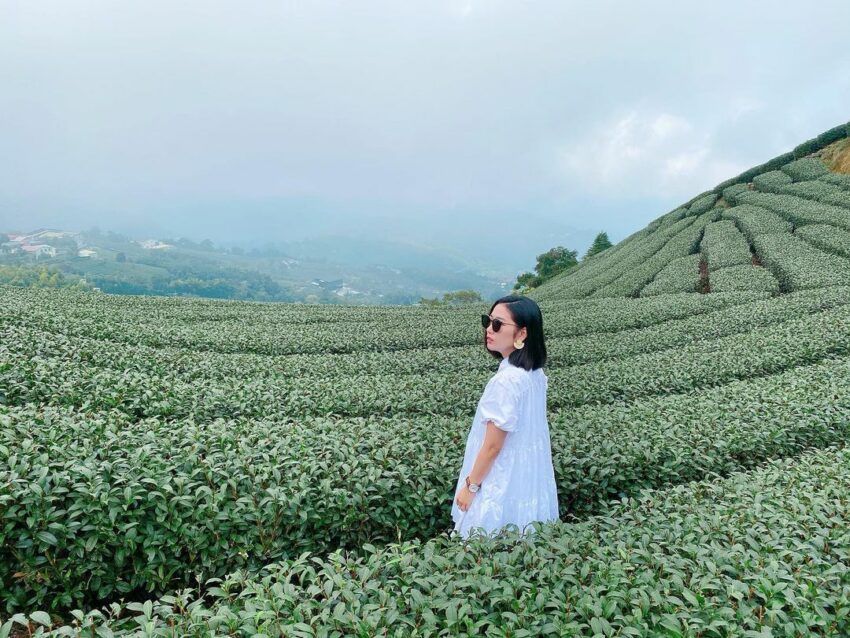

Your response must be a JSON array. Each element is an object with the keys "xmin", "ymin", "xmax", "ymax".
[{"xmin": 451, "ymin": 295, "xmax": 559, "ymax": 540}]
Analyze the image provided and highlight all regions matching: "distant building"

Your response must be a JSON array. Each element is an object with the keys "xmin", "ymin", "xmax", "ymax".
[
  {"xmin": 138, "ymin": 239, "xmax": 173, "ymax": 250},
  {"xmin": 21, "ymin": 244, "xmax": 57, "ymax": 258},
  {"xmin": 311, "ymin": 278, "xmax": 344, "ymax": 290},
  {"xmin": 29, "ymin": 229, "xmax": 75, "ymax": 241},
  {"xmin": 335, "ymin": 285, "xmax": 363, "ymax": 297},
  {"xmin": 78, "ymin": 248, "xmax": 97, "ymax": 258}
]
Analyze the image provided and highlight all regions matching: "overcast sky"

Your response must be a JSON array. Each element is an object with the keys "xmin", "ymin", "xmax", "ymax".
[{"xmin": 2, "ymin": 0, "xmax": 849, "ymax": 263}]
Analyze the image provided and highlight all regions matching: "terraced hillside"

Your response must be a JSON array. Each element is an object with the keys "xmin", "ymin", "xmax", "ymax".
[{"xmin": 2, "ymin": 121, "xmax": 850, "ymax": 636}]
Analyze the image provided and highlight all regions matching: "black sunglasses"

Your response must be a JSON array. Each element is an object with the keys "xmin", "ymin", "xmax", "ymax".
[{"xmin": 481, "ymin": 314, "xmax": 517, "ymax": 332}]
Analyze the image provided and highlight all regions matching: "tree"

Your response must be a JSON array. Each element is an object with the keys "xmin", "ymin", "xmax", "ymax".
[
  {"xmin": 442, "ymin": 290, "xmax": 483, "ymax": 305},
  {"xmin": 584, "ymin": 232, "xmax": 613, "ymax": 259},
  {"xmin": 419, "ymin": 289, "xmax": 483, "ymax": 306},
  {"xmin": 116, "ymin": 252, "xmax": 127, "ymax": 263},
  {"xmin": 534, "ymin": 246, "xmax": 578, "ymax": 279},
  {"xmin": 513, "ymin": 246, "xmax": 578, "ymax": 292}
]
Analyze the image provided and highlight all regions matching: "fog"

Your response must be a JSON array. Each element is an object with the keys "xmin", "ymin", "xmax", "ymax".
[{"xmin": 2, "ymin": 0, "xmax": 849, "ymax": 276}]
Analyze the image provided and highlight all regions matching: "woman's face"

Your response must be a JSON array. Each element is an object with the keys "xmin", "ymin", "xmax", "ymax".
[{"xmin": 485, "ymin": 303, "xmax": 527, "ymax": 358}]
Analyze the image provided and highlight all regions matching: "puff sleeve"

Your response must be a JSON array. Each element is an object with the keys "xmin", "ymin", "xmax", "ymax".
[{"xmin": 478, "ymin": 372, "xmax": 524, "ymax": 433}]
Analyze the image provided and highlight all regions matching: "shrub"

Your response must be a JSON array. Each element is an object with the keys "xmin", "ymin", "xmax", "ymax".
[
  {"xmin": 710, "ymin": 264, "xmax": 779, "ymax": 293},
  {"xmin": 781, "ymin": 157, "xmax": 829, "ymax": 181},
  {"xmin": 639, "ymin": 253, "xmax": 701, "ymax": 296},
  {"xmin": 700, "ymin": 220, "xmax": 752, "ymax": 270},
  {"xmin": 752, "ymin": 170, "xmax": 792, "ymax": 193}
]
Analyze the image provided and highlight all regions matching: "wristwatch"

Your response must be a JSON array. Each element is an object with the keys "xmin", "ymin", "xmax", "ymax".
[{"xmin": 465, "ymin": 476, "xmax": 481, "ymax": 493}]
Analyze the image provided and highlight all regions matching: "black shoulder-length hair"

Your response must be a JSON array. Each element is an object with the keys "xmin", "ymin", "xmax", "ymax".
[{"xmin": 485, "ymin": 295, "xmax": 547, "ymax": 371}]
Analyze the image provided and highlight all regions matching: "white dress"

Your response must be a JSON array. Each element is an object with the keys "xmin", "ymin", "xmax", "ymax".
[{"xmin": 451, "ymin": 356, "xmax": 560, "ymax": 539}]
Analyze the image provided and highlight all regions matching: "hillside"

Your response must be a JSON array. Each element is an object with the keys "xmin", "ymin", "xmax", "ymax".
[
  {"xmin": 532, "ymin": 120, "xmax": 850, "ymax": 302},
  {"xmin": 2, "ymin": 119, "xmax": 850, "ymax": 635}
]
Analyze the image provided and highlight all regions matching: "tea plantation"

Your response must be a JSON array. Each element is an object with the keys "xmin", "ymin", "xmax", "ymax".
[{"xmin": 2, "ymin": 121, "xmax": 850, "ymax": 636}]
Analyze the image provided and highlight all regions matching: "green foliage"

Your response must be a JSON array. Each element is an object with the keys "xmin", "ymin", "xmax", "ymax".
[
  {"xmin": 816, "ymin": 122, "xmax": 848, "ymax": 147},
  {"xmin": 0, "ymin": 265, "xmax": 92, "ymax": 290},
  {"xmin": 721, "ymin": 204, "xmax": 792, "ymax": 243},
  {"xmin": 686, "ymin": 192, "xmax": 718, "ymax": 215},
  {"xmin": 513, "ymin": 246, "xmax": 578, "ymax": 291},
  {"xmin": 639, "ymin": 253, "xmax": 701, "ymax": 296},
  {"xmin": 700, "ymin": 220, "xmax": 752, "ymax": 271},
  {"xmin": 751, "ymin": 169, "xmax": 792, "ymax": 192},
  {"xmin": 735, "ymin": 190, "xmax": 850, "ymax": 231},
  {"xmin": 583, "ymin": 231, "xmax": 613, "ymax": 259},
  {"xmin": 710, "ymin": 264, "xmax": 779, "ymax": 294},
  {"xmin": 592, "ymin": 210, "xmax": 715, "ymax": 298},
  {"xmin": 752, "ymin": 232, "xmax": 850, "ymax": 291},
  {"xmin": 795, "ymin": 223, "xmax": 850, "ymax": 259},
  {"xmin": 776, "ymin": 179, "xmax": 850, "ymax": 208},
  {"xmin": 820, "ymin": 171, "xmax": 850, "ymax": 191},
  {"xmin": 781, "ymin": 157, "xmax": 829, "ymax": 181},
  {"xmin": 418, "ymin": 289, "xmax": 483, "ymax": 306},
  {"xmin": 8, "ymin": 287, "xmax": 850, "ymax": 611},
  {"xmin": 36, "ymin": 446, "xmax": 850, "ymax": 636},
  {"xmin": 535, "ymin": 246, "xmax": 578, "ymax": 278},
  {"xmin": 721, "ymin": 182, "xmax": 749, "ymax": 202},
  {"xmin": 792, "ymin": 136, "xmax": 821, "ymax": 159}
]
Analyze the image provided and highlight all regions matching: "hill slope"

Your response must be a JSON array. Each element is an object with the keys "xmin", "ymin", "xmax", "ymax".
[
  {"xmin": 531, "ymin": 120, "xmax": 850, "ymax": 302},
  {"xmin": 2, "ymin": 120, "xmax": 850, "ymax": 635}
]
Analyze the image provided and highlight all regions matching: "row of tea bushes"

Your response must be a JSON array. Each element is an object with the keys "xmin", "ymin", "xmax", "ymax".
[
  {"xmin": 3, "ymin": 286, "xmax": 761, "ymax": 356},
  {"xmin": 591, "ymin": 210, "xmax": 716, "ymax": 298},
  {"xmin": 533, "ymin": 216, "xmax": 698, "ymax": 299},
  {"xmin": 699, "ymin": 219, "xmax": 752, "ymax": 271},
  {"xmin": 0, "ymin": 289, "xmax": 768, "ymax": 388},
  {"xmin": 9, "ymin": 299, "xmax": 850, "ymax": 423},
  {"xmin": 752, "ymin": 232, "xmax": 850, "ymax": 291},
  {"xmin": 639, "ymin": 254, "xmax": 701, "ymax": 296},
  {"xmin": 778, "ymin": 179, "xmax": 850, "ymax": 208},
  {"xmin": 780, "ymin": 156, "xmax": 831, "ymax": 181},
  {"xmin": 709, "ymin": 264, "xmax": 780, "ymax": 293},
  {"xmin": 733, "ymin": 191, "xmax": 850, "ymax": 232},
  {"xmin": 721, "ymin": 204, "xmax": 793, "ymax": 243},
  {"xmin": 6, "ymin": 351, "xmax": 850, "ymax": 611},
  {"xmin": 26, "ymin": 445, "xmax": 850, "ymax": 636},
  {"xmin": 795, "ymin": 223, "xmax": 850, "ymax": 259}
]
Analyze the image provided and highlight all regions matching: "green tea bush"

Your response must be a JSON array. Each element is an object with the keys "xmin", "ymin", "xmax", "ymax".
[
  {"xmin": 721, "ymin": 182, "xmax": 749, "ymax": 202},
  {"xmin": 820, "ymin": 171, "xmax": 850, "ymax": 192},
  {"xmin": 639, "ymin": 254, "xmax": 701, "ymax": 296},
  {"xmin": 35, "ymin": 446, "xmax": 850, "ymax": 637},
  {"xmin": 735, "ymin": 191, "xmax": 850, "ymax": 231},
  {"xmin": 535, "ymin": 217, "xmax": 697, "ymax": 299},
  {"xmin": 795, "ymin": 223, "xmax": 850, "ymax": 259},
  {"xmin": 792, "ymin": 136, "xmax": 821, "ymax": 159},
  {"xmin": 721, "ymin": 204, "xmax": 792, "ymax": 242},
  {"xmin": 751, "ymin": 169, "xmax": 792, "ymax": 192},
  {"xmin": 710, "ymin": 264, "xmax": 780, "ymax": 293},
  {"xmin": 700, "ymin": 220, "xmax": 752, "ymax": 270},
  {"xmin": 591, "ymin": 210, "xmax": 715, "ymax": 298},
  {"xmin": 777, "ymin": 179, "xmax": 850, "ymax": 208},
  {"xmin": 686, "ymin": 192, "xmax": 718, "ymax": 215},
  {"xmin": 781, "ymin": 157, "xmax": 829, "ymax": 181},
  {"xmin": 752, "ymin": 232, "xmax": 850, "ymax": 291}
]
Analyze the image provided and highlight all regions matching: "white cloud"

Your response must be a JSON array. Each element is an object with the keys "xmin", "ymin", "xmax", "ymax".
[{"xmin": 558, "ymin": 110, "xmax": 748, "ymax": 200}]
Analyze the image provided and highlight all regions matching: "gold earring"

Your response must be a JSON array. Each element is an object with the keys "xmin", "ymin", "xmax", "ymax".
[{"xmin": 514, "ymin": 339, "xmax": 525, "ymax": 349}]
